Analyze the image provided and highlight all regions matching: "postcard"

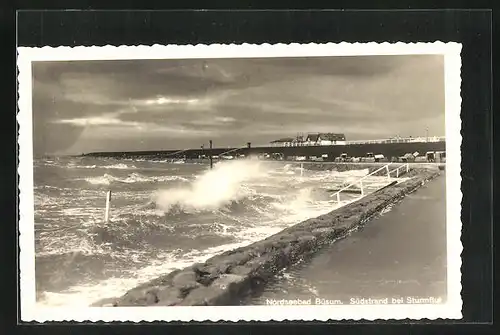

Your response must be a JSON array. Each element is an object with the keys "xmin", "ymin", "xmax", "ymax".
[{"xmin": 17, "ymin": 42, "xmax": 462, "ymax": 321}]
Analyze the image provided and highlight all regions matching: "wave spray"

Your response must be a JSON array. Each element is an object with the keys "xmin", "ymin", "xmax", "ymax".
[{"xmin": 154, "ymin": 160, "xmax": 268, "ymax": 213}]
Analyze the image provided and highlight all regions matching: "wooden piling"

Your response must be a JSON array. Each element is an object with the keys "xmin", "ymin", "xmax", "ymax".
[
  {"xmin": 209, "ymin": 140, "xmax": 213, "ymax": 169},
  {"xmin": 104, "ymin": 190, "xmax": 112, "ymax": 223}
]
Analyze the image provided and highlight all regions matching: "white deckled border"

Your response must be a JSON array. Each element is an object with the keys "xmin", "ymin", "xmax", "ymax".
[{"xmin": 17, "ymin": 42, "xmax": 463, "ymax": 322}]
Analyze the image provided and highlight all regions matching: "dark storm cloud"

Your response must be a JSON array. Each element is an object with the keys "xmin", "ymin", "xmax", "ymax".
[{"xmin": 32, "ymin": 55, "xmax": 444, "ymax": 155}]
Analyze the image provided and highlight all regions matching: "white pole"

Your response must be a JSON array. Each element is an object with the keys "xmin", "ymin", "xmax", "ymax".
[
  {"xmin": 385, "ymin": 164, "xmax": 390, "ymax": 181},
  {"xmin": 300, "ymin": 163, "xmax": 304, "ymax": 177},
  {"xmin": 104, "ymin": 190, "xmax": 111, "ymax": 223},
  {"xmin": 336, "ymin": 192, "xmax": 341, "ymax": 204},
  {"xmin": 396, "ymin": 167, "xmax": 399, "ymax": 178},
  {"xmin": 406, "ymin": 163, "xmax": 409, "ymax": 173},
  {"xmin": 360, "ymin": 180, "xmax": 364, "ymax": 196}
]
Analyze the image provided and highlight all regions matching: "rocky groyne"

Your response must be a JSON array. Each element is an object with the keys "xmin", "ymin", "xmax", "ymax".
[{"xmin": 107, "ymin": 168, "xmax": 441, "ymax": 307}]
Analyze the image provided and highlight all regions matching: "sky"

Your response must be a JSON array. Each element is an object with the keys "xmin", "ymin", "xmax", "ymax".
[{"xmin": 32, "ymin": 55, "xmax": 445, "ymax": 156}]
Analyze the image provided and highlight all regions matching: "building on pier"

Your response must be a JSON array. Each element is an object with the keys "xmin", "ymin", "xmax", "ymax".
[
  {"xmin": 270, "ymin": 137, "xmax": 296, "ymax": 147},
  {"xmin": 270, "ymin": 133, "xmax": 347, "ymax": 147}
]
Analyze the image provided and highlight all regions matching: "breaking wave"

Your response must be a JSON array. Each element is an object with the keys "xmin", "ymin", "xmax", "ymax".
[
  {"xmin": 67, "ymin": 163, "xmax": 137, "ymax": 170},
  {"xmin": 84, "ymin": 173, "xmax": 188, "ymax": 185},
  {"xmin": 103, "ymin": 163, "xmax": 137, "ymax": 170},
  {"xmin": 154, "ymin": 160, "xmax": 268, "ymax": 213}
]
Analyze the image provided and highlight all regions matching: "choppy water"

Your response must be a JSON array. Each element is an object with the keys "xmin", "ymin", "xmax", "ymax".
[{"xmin": 33, "ymin": 156, "xmax": 393, "ymax": 307}]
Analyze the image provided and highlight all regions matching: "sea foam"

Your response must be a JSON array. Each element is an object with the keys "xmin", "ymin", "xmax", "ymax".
[{"xmin": 154, "ymin": 160, "xmax": 268, "ymax": 213}]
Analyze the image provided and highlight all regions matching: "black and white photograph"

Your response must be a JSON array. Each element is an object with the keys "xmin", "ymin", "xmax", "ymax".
[{"xmin": 17, "ymin": 43, "xmax": 462, "ymax": 322}]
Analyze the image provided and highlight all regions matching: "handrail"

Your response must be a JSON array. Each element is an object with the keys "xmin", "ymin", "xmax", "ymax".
[
  {"xmin": 388, "ymin": 163, "xmax": 410, "ymax": 178},
  {"xmin": 330, "ymin": 163, "xmax": 410, "ymax": 203},
  {"xmin": 330, "ymin": 163, "xmax": 393, "ymax": 203},
  {"xmin": 217, "ymin": 145, "xmax": 248, "ymax": 157}
]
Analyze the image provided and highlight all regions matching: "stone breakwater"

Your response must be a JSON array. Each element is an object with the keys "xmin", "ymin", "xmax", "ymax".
[{"xmin": 109, "ymin": 168, "xmax": 441, "ymax": 307}]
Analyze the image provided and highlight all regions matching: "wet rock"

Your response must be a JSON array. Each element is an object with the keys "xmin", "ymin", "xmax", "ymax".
[
  {"xmin": 230, "ymin": 265, "xmax": 253, "ymax": 276},
  {"xmin": 297, "ymin": 235, "xmax": 317, "ymax": 251},
  {"xmin": 156, "ymin": 289, "xmax": 184, "ymax": 306},
  {"xmin": 223, "ymin": 251, "xmax": 252, "ymax": 265},
  {"xmin": 179, "ymin": 285, "xmax": 229, "ymax": 306},
  {"xmin": 116, "ymin": 287, "xmax": 160, "ymax": 306},
  {"xmin": 145, "ymin": 290, "xmax": 159, "ymax": 304},
  {"xmin": 211, "ymin": 274, "xmax": 247, "ymax": 291},
  {"xmin": 172, "ymin": 270, "xmax": 199, "ymax": 291}
]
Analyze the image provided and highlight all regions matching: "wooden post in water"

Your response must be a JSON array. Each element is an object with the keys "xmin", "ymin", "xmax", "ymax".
[
  {"xmin": 104, "ymin": 190, "xmax": 112, "ymax": 223},
  {"xmin": 209, "ymin": 140, "xmax": 213, "ymax": 169}
]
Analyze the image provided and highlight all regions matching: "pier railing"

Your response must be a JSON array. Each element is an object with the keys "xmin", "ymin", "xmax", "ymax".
[
  {"xmin": 388, "ymin": 163, "xmax": 410, "ymax": 178},
  {"xmin": 344, "ymin": 136, "xmax": 445, "ymax": 145},
  {"xmin": 266, "ymin": 136, "xmax": 445, "ymax": 147},
  {"xmin": 330, "ymin": 163, "xmax": 409, "ymax": 204}
]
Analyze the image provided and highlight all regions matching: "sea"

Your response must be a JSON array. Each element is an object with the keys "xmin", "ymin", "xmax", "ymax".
[{"xmin": 33, "ymin": 156, "xmax": 393, "ymax": 307}]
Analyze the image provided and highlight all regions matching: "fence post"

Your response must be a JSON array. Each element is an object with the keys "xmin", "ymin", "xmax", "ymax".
[
  {"xmin": 360, "ymin": 180, "xmax": 364, "ymax": 196},
  {"xmin": 104, "ymin": 190, "xmax": 112, "ymax": 223},
  {"xmin": 385, "ymin": 164, "xmax": 390, "ymax": 181},
  {"xmin": 300, "ymin": 163, "xmax": 304, "ymax": 177},
  {"xmin": 406, "ymin": 163, "xmax": 409, "ymax": 173},
  {"xmin": 396, "ymin": 167, "xmax": 399, "ymax": 178},
  {"xmin": 336, "ymin": 192, "xmax": 341, "ymax": 204}
]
